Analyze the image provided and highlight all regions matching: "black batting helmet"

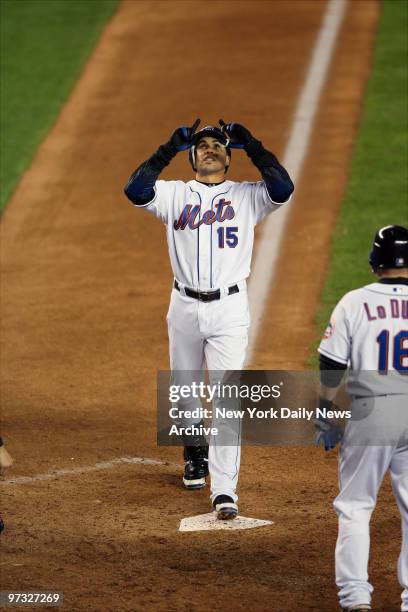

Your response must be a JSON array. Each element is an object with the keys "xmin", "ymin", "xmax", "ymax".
[
  {"xmin": 189, "ymin": 126, "xmax": 231, "ymax": 172},
  {"xmin": 369, "ymin": 225, "xmax": 408, "ymax": 272}
]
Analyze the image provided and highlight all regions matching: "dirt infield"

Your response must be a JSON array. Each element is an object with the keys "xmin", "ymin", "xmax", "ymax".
[{"xmin": 2, "ymin": 1, "xmax": 402, "ymax": 611}]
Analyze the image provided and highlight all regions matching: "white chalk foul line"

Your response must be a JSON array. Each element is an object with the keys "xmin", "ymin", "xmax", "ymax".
[
  {"xmin": 246, "ymin": 0, "xmax": 347, "ymax": 364},
  {"xmin": 2, "ymin": 456, "xmax": 181, "ymax": 486}
]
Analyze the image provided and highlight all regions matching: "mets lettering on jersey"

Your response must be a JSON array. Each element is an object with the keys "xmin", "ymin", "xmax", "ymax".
[
  {"xmin": 173, "ymin": 199, "xmax": 235, "ymax": 230},
  {"xmin": 138, "ymin": 179, "xmax": 283, "ymax": 290}
]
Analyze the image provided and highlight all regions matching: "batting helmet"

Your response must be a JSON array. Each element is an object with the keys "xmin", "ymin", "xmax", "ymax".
[
  {"xmin": 369, "ymin": 225, "xmax": 408, "ymax": 272},
  {"xmin": 189, "ymin": 126, "xmax": 231, "ymax": 172}
]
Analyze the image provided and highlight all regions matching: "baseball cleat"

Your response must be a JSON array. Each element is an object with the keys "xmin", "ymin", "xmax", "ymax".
[
  {"xmin": 182, "ymin": 445, "xmax": 209, "ymax": 490},
  {"xmin": 213, "ymin": 495, "xmax": 238, "ymax": 520},
  {"xmin": 344, "ymin": 606, "xmax": 371, "ymax": 611}
]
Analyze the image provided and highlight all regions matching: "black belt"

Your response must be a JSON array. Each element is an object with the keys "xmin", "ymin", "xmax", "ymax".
[{"xmin": 174, "ymin": 280, "xmax": 239, "ymax": 302}]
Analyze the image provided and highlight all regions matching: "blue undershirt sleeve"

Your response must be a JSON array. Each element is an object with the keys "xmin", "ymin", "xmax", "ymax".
[
  {"xmin": 124, "ymin": 141, "xmax": 177, "ymax": 206},
  {"xmin": 245, "ymin": 138, "xmax": 294, "ymax": 203}
]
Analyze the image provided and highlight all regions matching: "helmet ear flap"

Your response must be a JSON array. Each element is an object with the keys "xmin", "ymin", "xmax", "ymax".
[
  {"xmin": 368, "ymin": 248, "xmax": 379, "ymax": 272},
  {"xmin": 224, "ymin": 147, "xmax": 231, "ymax": 173},
  {"xmin": 189, "ymin": 146, "xmax": 197, "ymax": 171}
]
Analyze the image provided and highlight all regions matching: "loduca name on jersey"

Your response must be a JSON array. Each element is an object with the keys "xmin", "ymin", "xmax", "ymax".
[{"xmin": 364, "ymin": 299, "xmax": 408, "ymax": 321}]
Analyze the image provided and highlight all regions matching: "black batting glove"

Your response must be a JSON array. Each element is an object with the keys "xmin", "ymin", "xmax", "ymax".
[
  {"xmin": 219, "ymin": 119, "xmax": 253, "ymax": 149},
  {"xmin": 169, "ymin": 118, "xmax": 201, "ymax": 152}
]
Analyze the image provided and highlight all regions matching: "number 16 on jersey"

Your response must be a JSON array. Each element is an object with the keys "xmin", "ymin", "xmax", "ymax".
[{"xmin": 377, "ymin": 330, "xmax": 408, "ymax": 374}]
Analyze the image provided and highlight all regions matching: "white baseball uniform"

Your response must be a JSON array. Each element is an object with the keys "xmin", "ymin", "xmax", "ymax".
[
  {"xmin": 319, "ymin": 280, "xmax": 408, "ymax": 611},
  {"xmin": 136, "ymin": 178, "xmax": 289, "ymax": 502}
]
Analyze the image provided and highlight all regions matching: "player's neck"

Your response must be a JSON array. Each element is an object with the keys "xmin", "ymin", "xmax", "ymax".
[
  {"xmin": 377, "ymin": 269, "xmax": 408, "ymax": 279},
  {"xmin": 195, "ymin": 171, "xmax": 226, "ymax": 184},
  {"xmin": 195, "ymin": 179, "xmax": 226, "ymax": 187}
]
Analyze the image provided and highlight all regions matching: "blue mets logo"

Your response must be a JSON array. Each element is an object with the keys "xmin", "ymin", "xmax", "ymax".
[{"xmin": 173, "ymin": 199, "xmax": 235, "ymax": 230}]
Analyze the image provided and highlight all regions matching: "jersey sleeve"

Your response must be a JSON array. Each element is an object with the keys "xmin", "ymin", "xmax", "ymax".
[
  {"xmin": 247, "ymin": 181, "xmax": 289, "ymax": 225},
  {"xmin": 134, "ymin": 180, "xmax": 177, "ymax": 225},
  {"xmin": 318, "ymin": 297, "xmax": 351, "ymax": 365}
]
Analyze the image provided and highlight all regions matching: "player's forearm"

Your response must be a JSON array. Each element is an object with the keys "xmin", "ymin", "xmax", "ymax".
[
  {"xmin": 319, "ymin": 352, "xmax": 347, "ymax": 389},
  {"xmin": 124, "ymin": 141, "xmax": 177, "ymax": 205},
  {"xmin": 246, "ymin": 139, "xmax": 294, "ymax": 203},
  {"xmin": 319, "ymin": 384, "xmax": 339, "ymax": 402}
]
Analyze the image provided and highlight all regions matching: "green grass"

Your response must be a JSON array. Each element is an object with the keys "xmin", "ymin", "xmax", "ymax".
[
  {"xmin": 0, "ymin": 0, "xmax": 118, "ymax": 211},
  {"xmin": 309, "ymin": 0, "xmax": 408, "ymax": 366}
]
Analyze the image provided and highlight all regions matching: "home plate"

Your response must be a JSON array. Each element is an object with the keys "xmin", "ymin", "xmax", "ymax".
[{"xmin": 179, "ymin": 512, "xmax": 273, "ymax": 532}]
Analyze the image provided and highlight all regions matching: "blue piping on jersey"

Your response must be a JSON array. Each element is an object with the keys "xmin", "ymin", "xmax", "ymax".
[
  {"xmin": 189, "ymin": 186, "xmax": 202, "ymax": 287},
  {"xmin": 210, "ymin": 187, "xmax": 232, "ymax": 289}
]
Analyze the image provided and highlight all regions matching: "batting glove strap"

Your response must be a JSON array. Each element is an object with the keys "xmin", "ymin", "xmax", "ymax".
[{"xmin": 218, "ymin": 120, "xmax": 252, "ymax": 148}]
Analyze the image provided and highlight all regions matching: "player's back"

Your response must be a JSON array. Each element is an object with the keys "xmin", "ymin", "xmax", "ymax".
[{"xmin": 320, "ymin": 280, "xmax": 408, "ymax": 397}]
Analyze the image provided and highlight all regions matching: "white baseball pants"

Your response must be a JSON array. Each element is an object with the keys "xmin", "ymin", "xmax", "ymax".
[
  {"xmin": 167, "ymin": 284, "xmax": 250, "ymax": 503},
  {"xmin": 334, "ymin": 396, "xmax": 408, "ymax": 611}
]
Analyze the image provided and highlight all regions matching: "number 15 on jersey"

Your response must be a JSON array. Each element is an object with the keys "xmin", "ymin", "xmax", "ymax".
[{"xmin": 217, "ymin": 226, "xmax": 238, "ymax": 248}]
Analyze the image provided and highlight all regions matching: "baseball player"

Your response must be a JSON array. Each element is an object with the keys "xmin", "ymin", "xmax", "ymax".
[
  {"xmin": 124, "ymin": 119, "xmax": 294, "ymax": 519},
  {"xmin": 316, "ymin": 225, "xmax": 408, "ymax": 611},
  {"xmin": 0, "ymin": 436, "xmax": 14, "ymax": 533}
]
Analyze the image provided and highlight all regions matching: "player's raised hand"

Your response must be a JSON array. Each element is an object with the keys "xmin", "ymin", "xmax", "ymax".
[
  {"xmin": 314, "ymin": 416, "xmax": 343, "ymax": 451},
  {"xmin": 170, "ymin": 118, "xmax": 201, "ymax": 151},
  {"xmin": 219, "ymin": 119, "xmax": 253, "ymax": 149}
]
